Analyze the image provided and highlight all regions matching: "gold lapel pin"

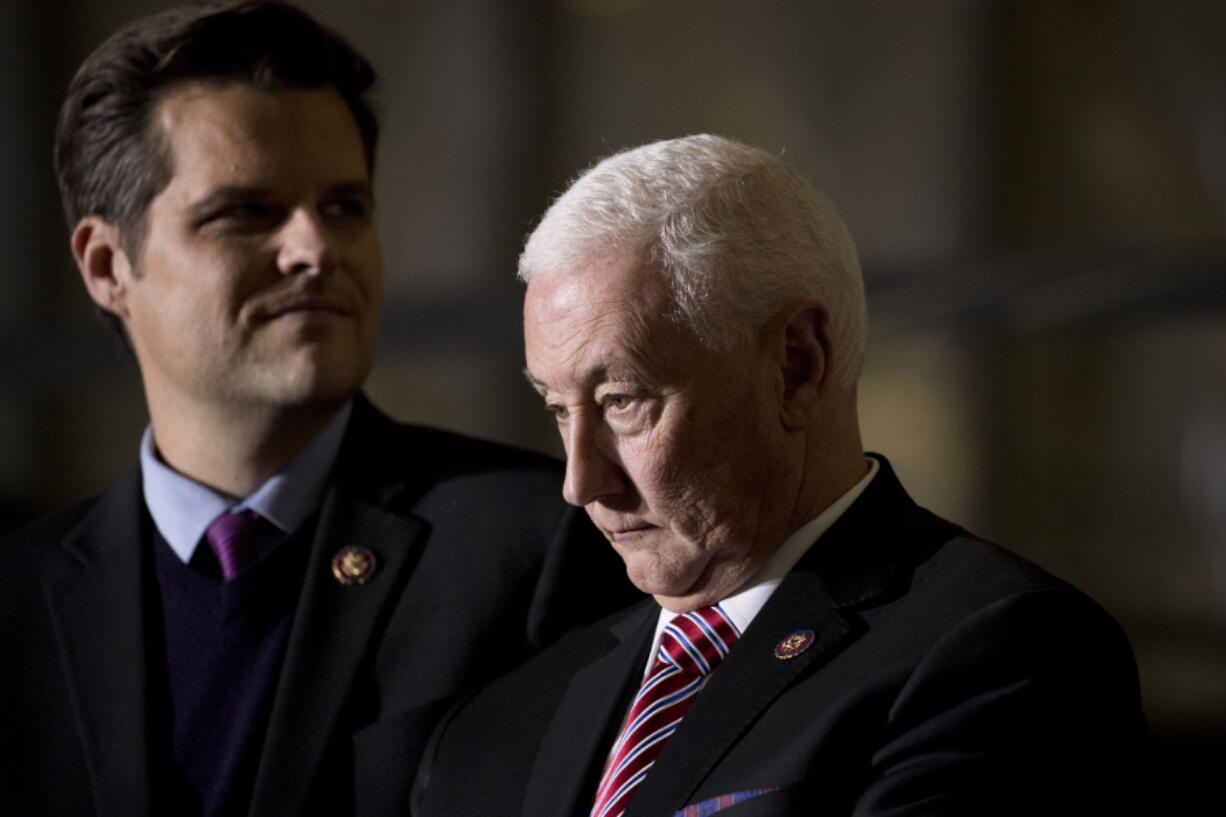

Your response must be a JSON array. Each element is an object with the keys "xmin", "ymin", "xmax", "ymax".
[
  {"xmin": 331, "ymin": 545, "xmax": 378, "ymax": 585},
  {"xmin": 773, "ymin": 629, "xmax": 815, "ymax": 660}
]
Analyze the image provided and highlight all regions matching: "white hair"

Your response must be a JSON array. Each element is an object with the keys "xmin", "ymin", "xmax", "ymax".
[{"xmin": 518, "ymin": 134, "xmax": 867, "ymax": 388}]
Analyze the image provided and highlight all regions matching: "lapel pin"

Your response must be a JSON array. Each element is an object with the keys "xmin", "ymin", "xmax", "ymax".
[
  {"xmin": 773, "ymin": 629, "xmax": 815, "ymax": 660},
  {"xmin": 331, "ymin": 545, "xmax": 378, "ymax": 585}
]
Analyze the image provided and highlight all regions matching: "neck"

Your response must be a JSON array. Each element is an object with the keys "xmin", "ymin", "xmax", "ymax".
[
  {"xmin": 787, "ymin": 386, "xmax": 870, "ymax": 521},
  {"xmin": 146, "ymin": 395, "xmax": 347, "ymax": 498},
  {"xmin": 796, "ymin": 440, "xmax": 869, "ymax": 526},
  {"xmin": 732, "ymin": 402, "xmax": 868, "ymax": 602}
]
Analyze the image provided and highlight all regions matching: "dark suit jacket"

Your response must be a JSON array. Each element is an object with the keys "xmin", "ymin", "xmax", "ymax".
[
  {"xmin": 415, "ymin": 456, "xmax": 1148, "ymax": 817},
  {"xmin": 0, "ymin": 396, "xmax": 635, "ymax": 817}
]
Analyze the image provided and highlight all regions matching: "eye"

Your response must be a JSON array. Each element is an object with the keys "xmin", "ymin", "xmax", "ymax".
[
  {"xmin": 320, "ymin": 195, "xmax": 374, "ymax": 221},
  {"xmin": 603, "ymin": 394, "xmax": 633, "ymax": 411},
  {"xmin": 197, "ymin": 201, "xmax": 284, "ymax": 233},
  {"xmin": 544, "ymin": 402, "xmax": 569, "ymax": 420}
]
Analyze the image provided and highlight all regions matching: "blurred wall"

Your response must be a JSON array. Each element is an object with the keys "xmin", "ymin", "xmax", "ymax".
[{"xmin": 3, "ymin": 0, "xmax": 1224, "ymax": 802}]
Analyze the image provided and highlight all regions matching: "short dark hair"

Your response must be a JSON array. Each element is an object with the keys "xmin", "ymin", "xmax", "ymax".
[
  {"xmin": 54, "ymin": 0, "xmax": 378, "ymax": 246},
  {"xmin": 53, "ymin": 1, "xmax": 378, "ymax": 345}
]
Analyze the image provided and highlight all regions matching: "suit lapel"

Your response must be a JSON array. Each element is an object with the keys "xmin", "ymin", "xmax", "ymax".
[
  {"xmin": 248, "ymin": 478, "xmax": 427, "ymax": 817},
  {"xmin": 43, "ymin": 475, "xmax": 156, "ymax": 817},
  {"xmin": 522, "ymin": 603, "xmax": 658, "ymax": 817},
  {"xmin": 627, "ymin": 457, "xmax": 934, "ymax": 816}
]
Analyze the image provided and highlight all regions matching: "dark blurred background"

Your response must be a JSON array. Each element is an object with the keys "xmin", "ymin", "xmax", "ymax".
[{"xmin": 3, "ymin": 0, "xmax": 1223, "ymax": 802}]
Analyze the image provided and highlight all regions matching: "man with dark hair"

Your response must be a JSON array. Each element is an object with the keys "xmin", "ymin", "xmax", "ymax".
[
  {"xmin": 0, "ymin": 3, "xmax": 631, "ymax": 816},
  {"xmin": 414, "ymin": 135, "xmax": 1148, "ymax": 816}
]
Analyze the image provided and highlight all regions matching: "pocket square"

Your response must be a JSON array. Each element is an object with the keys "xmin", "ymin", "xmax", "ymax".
[{"xmin": 674, "ymin": 788, "xmax": 777, "ymax": 816}]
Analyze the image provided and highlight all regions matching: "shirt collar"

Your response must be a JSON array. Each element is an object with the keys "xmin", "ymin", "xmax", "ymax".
[
  {"xmin": 141, "ymin": 402, "xmax": 352, "ymax": 564},
  {"xmin": 646, "ymin": 457, "xmax": 879, "ymax": 670}
]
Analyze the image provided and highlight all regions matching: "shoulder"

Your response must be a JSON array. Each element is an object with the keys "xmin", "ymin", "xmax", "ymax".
[
  {"xmin": 859, "ymin": 505, "xmax": 1134, "ymax": 668},
  {"xmin": 778, "ymin": 497, "xmax": 1146, "ymax": 812},
  {"xmin": 807, "ymin": 464, "xmax": 1141, "ymax": 714},
  {"xmin": 911, "ymin": 520, "xmax": 1080, "ymax": 603},
  {"xmin": 498, "ymin": 599, "xmax": 649, "ymax": 680},
  {"xmin": 439, "ymin": 599, "xmax": 647, "ymax": 713},
  {"xmin": 864, "ymin": 530, "xmax": 1145, "ymax": 811},
  {"xmin": 335, "ymin": 398, "xmax": 574, "ymax": 523},
  {"xmin": 343, "ymin": 398, "xmax": 563, "ymax": 483},
  {"xmin": 334, "ymin": 400, "xmax": 637, "ymax": 630},
  {"xmin": 0, "ymin": 490, "xmax": 121, "ymax": 634},
  {"xmin": 848, "ymin": 513, "xmax": 1145, "ymax": 754},
  {"xmin": 446, "ymin": 600, "xmax": 649, "ymax": 738},
  {"xmin": 416, "ymin": 600, "xmax": 650, "ymax": 813},
  {"xmin": 831, "ymin": 456, "xmax": 1118, "ymax": 628},
  {"xmin": 0, "ymin": 493, "xmax": 105, "ymax": 565},
  {"xmin": 390, "ymin": 423, "xmax": 563, "ymax": 481},
  {"xmin": 907, "ymin": 516, "xmax": 1122, "ymax": 632}
]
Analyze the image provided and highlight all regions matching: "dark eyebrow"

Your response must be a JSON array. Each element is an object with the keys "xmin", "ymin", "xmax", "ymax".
[
  {"xmin": 326, "ymin": 180, "xmax": 375, "ymax": 202},
  {"xmin": 186, "ymin": 179, "xmax": 375, "ymax": 222},
  {"xmin": 185, "ymin": 185, "xmax": 273, "ymax": 221}
]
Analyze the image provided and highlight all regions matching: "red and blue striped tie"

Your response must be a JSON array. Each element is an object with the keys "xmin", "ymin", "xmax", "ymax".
[{"xmin": 591, "ymin": 605, "xmax": 741, "ymax": 817}]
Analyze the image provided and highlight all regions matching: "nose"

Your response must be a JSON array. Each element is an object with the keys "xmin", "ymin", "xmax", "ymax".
[
  {"xmin": 561, "ymin": 413, "xmax": 623, "ymax": 507},
  {"xmin": 276, "ymin": 208, "xmax": 336, "ymax": 276}
]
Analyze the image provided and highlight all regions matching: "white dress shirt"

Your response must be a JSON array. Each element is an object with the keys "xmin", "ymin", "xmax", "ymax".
[{"xmin": 140, "ymin": 402, "xmax": 352, "ymax": 564}]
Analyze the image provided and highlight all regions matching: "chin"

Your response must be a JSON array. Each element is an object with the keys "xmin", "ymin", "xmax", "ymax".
[
  {"xmin": 274, "ymin": 344, "xmax": 372, "ymax": 400},
  {"xmin": 259, "ymin": 364, "xmax": 366, "ymax": 409},
  {"xmin": 651, "ymin": 590, "xmax": 720, "ymax": 615},
  {"xmin": 624, "ymin": 557, "xmax": 705, "ymax": 606}
]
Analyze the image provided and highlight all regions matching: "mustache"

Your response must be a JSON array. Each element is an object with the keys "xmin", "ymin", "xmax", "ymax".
[{"xmin": 251, "ymin": 281, "xmax": 361, "ymax": 319}]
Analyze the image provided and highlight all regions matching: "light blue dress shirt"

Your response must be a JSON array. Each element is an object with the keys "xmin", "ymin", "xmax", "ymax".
[{"xmin": 140, "ymin": 402, "xmax": 352, "ymax": 564}]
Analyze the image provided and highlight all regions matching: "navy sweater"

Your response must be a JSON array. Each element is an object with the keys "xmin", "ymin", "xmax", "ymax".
[{"xmin": 150, "ymin": 523, "xmax": 310, "ymax": 817}]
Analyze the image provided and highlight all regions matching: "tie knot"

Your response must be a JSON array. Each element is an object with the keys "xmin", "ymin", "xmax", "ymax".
[
  {"xmin": 205, "ymin": 509, "xmax": 262, "ymax": 581},
  {"xmin": 657, "ymin": 605, "xmax": 740, "ymax": 676}
]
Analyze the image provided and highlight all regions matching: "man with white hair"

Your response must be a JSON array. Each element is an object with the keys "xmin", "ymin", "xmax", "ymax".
[{"xmin": 414, "ymin": 134, "xmax": 1147, "ymax": 817}]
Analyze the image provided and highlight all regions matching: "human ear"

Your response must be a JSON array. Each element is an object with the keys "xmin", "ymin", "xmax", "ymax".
[
  {"xmin": 768, "ymin": 301, "xmax": 832, "ymax": 430},
  {"xmin": 71, "ymin": 217, "xmax": 134, "ymax": 320}
]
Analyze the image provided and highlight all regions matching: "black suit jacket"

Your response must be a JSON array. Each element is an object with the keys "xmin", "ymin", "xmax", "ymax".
[
  {"xmin": 416, "ymin": 456, "xmax": 1148, "ymax": 817},
  {"xmin": 0, "ymin": 397, "xmax": 634, "ymax": 817}
]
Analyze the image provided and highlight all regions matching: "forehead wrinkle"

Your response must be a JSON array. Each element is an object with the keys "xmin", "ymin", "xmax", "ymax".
[
  {"xmin": 525, "ymin": 314, "xmax": 655, "ymax": 397},
  {"xmin": 526, "ymin": 248, "xmax": 687, "ymax": 393},
  {"xmin": 573, "ymin": 299, "xmax": 664, "ymax": 386}
]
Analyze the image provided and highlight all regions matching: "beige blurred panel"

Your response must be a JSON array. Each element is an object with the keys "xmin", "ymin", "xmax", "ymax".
[
  {"xmin": 996, "ymin": 0, "xmax": 1224, "ymax": 249},
  {"xmin": 989, "ymin": 318, "xmax": 1226, "ymax": 618},
  {"xmin": 987, "ymin": 313, "xmax": 1226, "ymax": 729},
  {"xmin": 1136, "ymin": 636, "xmax": 1226, "ymax": 731},
  {"xmin": 547, "ymin": 0, "xmax": 993, "ymax": 264},
  {"xmin": 1115, "ymin": 317, "xmax": 1226, "ymax": 623},
  {"xmin": 368, "ymin": 1, "xmax": 544, "ymax": 301},
  {"xmin": 858, "ymin": 329, "xmax": 987, "ymax": 534}
]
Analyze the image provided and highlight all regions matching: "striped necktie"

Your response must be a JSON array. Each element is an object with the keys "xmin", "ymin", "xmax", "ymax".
[
  {"xmin": 204, "ymin": 509, "xmax": 262, "ymax": 581},
  {"xmin": 591, "ymin": 605, "xmax": 741, "ymax": 817}
]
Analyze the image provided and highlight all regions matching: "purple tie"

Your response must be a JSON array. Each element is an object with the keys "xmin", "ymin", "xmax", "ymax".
[{"xmin": 205, "ymin": 509, "xmax": 262, "ymax": 581}]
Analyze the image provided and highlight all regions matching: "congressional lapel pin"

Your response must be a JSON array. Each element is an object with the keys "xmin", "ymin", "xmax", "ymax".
[
  {"xmin": 331, "ymin": 545, "xmax": 378, "ymax": 585},
  {"xmin": 773, "ymin": 629, "xmax": 815, "ymax": 660}
]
